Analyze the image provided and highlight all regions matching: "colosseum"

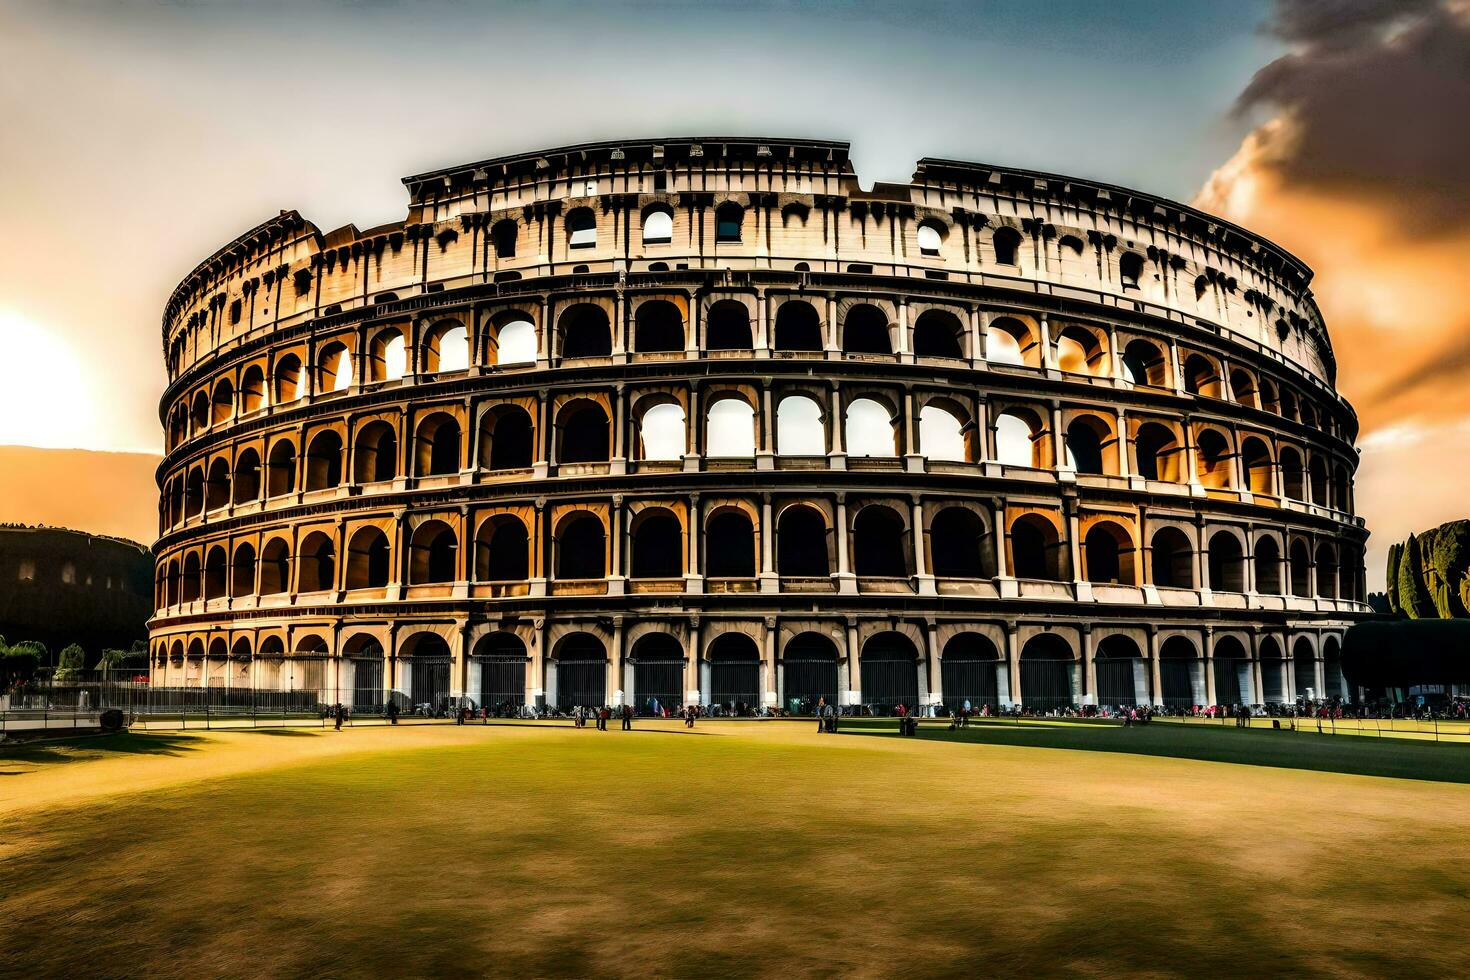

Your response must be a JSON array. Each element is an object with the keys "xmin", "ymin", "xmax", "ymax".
[{"xmin": 149, "ymin": 136, "xmax": 1369, "ymax": 715}]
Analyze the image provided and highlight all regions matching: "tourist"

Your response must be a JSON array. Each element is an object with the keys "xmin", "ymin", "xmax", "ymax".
[
  {"xmin": 815, "ymin": 696, "xmax": 827, "ymax": 732},
  {"xmin": 386, "ymin": 700, "xmax": 399, "ymax": 725},
  {"xmin": 621, "ymin": 704, "xmax": 632, "ymax": 731}
]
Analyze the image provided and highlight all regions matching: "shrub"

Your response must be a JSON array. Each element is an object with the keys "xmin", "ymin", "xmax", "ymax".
[{"xmin": 1397, "ymin": 534, "xmax": 1434, "ymax": 619}]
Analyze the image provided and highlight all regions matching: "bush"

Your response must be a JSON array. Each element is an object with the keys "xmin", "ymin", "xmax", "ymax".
[{"xmin": 1397, "ymin": 534, "xmax": 1435, "ymax": 619}]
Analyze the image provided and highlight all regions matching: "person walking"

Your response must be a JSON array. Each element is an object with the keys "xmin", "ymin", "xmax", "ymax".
[
  {"xmin": 621, "ymin": 704, "xmax": 632, "ymax": 731},
  {"xmin": 333, "ymin": 703, "xmax": 344, "ymax": 730},
  {"xmin": 386, "ymin": 699, "xmax": 399, "ymax": 725},
  {"xmin": 815, "ymin": 697, "xmax": 826, "ymax": 733},
  {"xmin": 685, "ymin": 705, "xmax": 695, "ymax": 729}
]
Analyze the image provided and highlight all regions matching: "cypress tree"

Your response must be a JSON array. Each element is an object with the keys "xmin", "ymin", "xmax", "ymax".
[
  {"xmin": 1399, "ymin": 533, "xmax": 1434, "ymax": 619},
  {"xmin": 1430, "ymin": 520, "xmax": 1470, "ymax": 618},
  {"xmin": 1386, "ymin": 543, "xmax": 1403, "ymax": 614}
]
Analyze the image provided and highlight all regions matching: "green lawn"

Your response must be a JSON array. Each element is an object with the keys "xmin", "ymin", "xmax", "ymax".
[{"xmin": 4, "ymin": 720, "xmax": 1470, "ymax": 977}]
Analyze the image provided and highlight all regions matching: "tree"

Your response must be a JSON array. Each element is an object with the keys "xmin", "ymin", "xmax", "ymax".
[
  {"xmin": 1428, "ymin": 520, "xmax": 1470, "ymax": 618},
  {"xmin": 1385, "ymin": 543, "xmax": 1403, "ymax": 614},
  {"xmin": 1398, "ymin": 533, "xmax": 1434, "ymax": 620},
  {"xmin": 54, "ymin": 643, "xmax": 87, "ymax": 680}
]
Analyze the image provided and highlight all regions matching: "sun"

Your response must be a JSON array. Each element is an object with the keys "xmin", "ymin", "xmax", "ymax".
[{"xmin": 0, "ymin": 309, "xmax": 99, "ymax": 450}]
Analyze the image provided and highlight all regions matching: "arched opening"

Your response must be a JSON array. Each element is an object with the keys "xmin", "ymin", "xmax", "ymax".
[
  {"xmin": 1315, "ymin": 542, "xmax": 1338, "ymax": 598},
  {"xmin": 941, "ymin": 633, "xmax": 1001, "ymax": 712},
  {"xmin": 1118, "ymin": 252, "xmax": 1145, "ymax": 289},
  {"xmin": 231, "ymin": 542, "xmax": 256, "ymax": 597},
  {"xmin": 408, "ymin": 521, "xmax": 458, "ymax": 584},
  {"xmin": 205, "ymin": 457, "xmax": 230, "ymax": 511},
  {"xmin": 1230, "ymin": 368, "xmax": 1258, "ymax": 408},
  {"xmin": 1213, "ymin": 636, "xmax": 1253, "ymax": 706},
  {"xmin": 778, "ymin": 505, "xmax": 829, "ymax": 577},
  {"xmin": 1293, "ymin": 636, "xmax": 1317, "ymax": 698},
  {"xmin": 1083, "ymin": 521, "xmax": 1135, "ymax": 585},
  {"xmin": 715, "ymin": 202, "xmax": 744, "ymax": 243},
  {"xmin": 259, "ymin": 538, "xmax": 290, "ymax": 595},
  {"xmin": 556, "ymin": 513, "xmax": 605, "ymax": 580},
  {"xmin": 1195, "ymin": 429, "xmax": 1234, "ymax": 489},
  {"xmin": 168, "ymin": 405, "xmax": 188, "ymax": 449},
  {"xmin": 1096, "ymin": 634, "xmax": 1147, "ymax": 707},
  {"xmin": 298, "ymin": 532, "xmax": 336, "ymax": 592},
  {"xmin": 474, "ymin": 517, "xmax": 529, "ymax": 581},
  {"xmin": 491, "ymin": 218, "xmax": 518, "ymax": 258},
  {"xmin": 930, "ymin": 507, "xmax": 991, "ymax": 578},
  {"xmin": 402, "ymin": 633, "xmax": 452, "ymax": 713},
  {"xmin": 1290, "ymin": 539, "xmax": 1312, "ymax": 596},
  {"xmin": 707, "ymin": 398, "xmax": 756, "ymax": 458},
  {"xmin": 853, "ymin": 505, "xmax": 908, "ymax": 578},
  {"xmin": 1259, "ymin": 636, "xmax": 1287, "ymax": 703},
  {"xmin": 475, "ymin": 632, "xmax": 527, "ymax": 713},
  {"xmin": 266, "ymin": 440, "xmax": 296, "ymax": 497},
  {"xmin": 184, "ymin": 468, "xmax": 204, "ymax": 516},
  {"xmin": 706, "ymin": 510, "xmax": 756, "ymax": 577},
  {"xmin": 273, "ymin": 353, "xmax": 303, "ymax": 404},
  {"xmin": 1064, "ymin": 416, "xmax": 1111, "ymax": 474},
  {"xmin": 631, "ymin": 633, "xmax": 685, "ymax": 715},
  {"xmin": 233, "ymin": 448, "xmax": 261, "ymax": 503},
  {"xmin": 565, "ymin": 207, "xmax": 597, "ymax": 249},
  {"xmin": 1134, "ymin": 422, "xmax": 1181, "ymax": 481},
  {"xmin": 842, "ymin": 304, "xmax": 891, "ymax": 355},
  {"xmin": 317, "ymin": 342, "xmax": 352, "ymax": 392},
  {"xmin": 1323, "ymin": 636, "xmax": 1347, "ymax": 699},
  {"xmin": 558, "ymin": 304, "xmax": 612, "ymax": 359},
  {"xmin": 304, "ymin": 430, "xmax": 344, "ymax": 491},
  {"xmin": 708, "ymin": 633, "xmax": 760, "ymax": 711},
  {"xmin": 631, "ymin": 509, "xmax": 683, "ymax": 579},
  {"xmin": 1240, "ymin": 437, "xmax": 1273, "ymax": 495},
  {"xmin": 211, "ymin": 379, "xmax": 235, "ymax": 425},
  {"xmin": 1011, "ymin": 514, "xmax": 1062, "ymax": 580},
  {"xmin": 782, "ymin": 632, "xmax": 839, "ymax": 712},
  {"xmin": 368, "ymin": 329, "xmax": 407, "ymax": 382},
  {"xmin": 861, "ymin": 632, "xmax": 919, "ymax": 714},
  {"xmin": 353, "ymin": 422, "xmax": 398, "ymax": 483},
  {"xmin": 239, "ymin": 365, "xmax": 265, "ymax": 413},
  {"xmin": 558, "ymin": 400, "xmax": 610, "ymax": 464},
  {"xmin": 992, "ymin": 227, "xmax": 1022, "ymax": 266},
  {"xmin": 1308, "ymin": 456, "xmax": 1329, "ymax": 505},
  {"xmin": 190, "ymin": 390, "xmax": 210, "ymax": 432},
  {"xmin": 1121, "ymin": 339, "xmax": 1167, "ymax": 387},
  {"xmin": 634, "ymin": 300, "xmax": 684, "ymax": 353},
  {"xmin": 1020, "ymin": 633, "xmax": 1075, "ymax": 711},
  {"xmin": 774, "ymin": 301, "xmax": 823, "ymax": 352},
  {"xmin": 1150, "ymin": 526, "xmax": 1194, "ymax": 589},
  {"xmin": 1280, "ymin": 447, "xmax": 1305, "ymax": 500},
  {"xmin": 845, "ymin": 397, "xmax": 896, "ymax": 457},
  {"xmin": 776, "ymin": 395, "xmax": 825, "ymax": 455},
  {"xmin": 203, "ymin": 546, "xmax": 227, "ymax": 600},
  {"xmin": 1160, "ymin": 636, "xmax": 1204, "ymax": 709},
  {"xmin": 414, "ymin": 413, "xmax": 462, "ymax": 476},
  {"xmin": 916, "ymin": 220, "xmax": 946, "ymax": 257},
  {"xmin": 987, "ymin": 317, "xmax": 1037, "ymax": 367},
  {"xmin": 345, "ymin": 527, "xmax": 391, "ymax": 589},
  {"xmin": 1054, "ymin": 326, "xmax": 1106, "ymax": 376},
  {"xmin": 1255, "ymin": 535, "xmax": 1282, "ymax": 593},
  {"xmin": 1207, "ymin": 531, "xmax": 1245, "ymax": 592},
  {"xmin": 994, "ymin": 409, "xmax": 1044, "ymax": 467},
  {"xmin": 553, "ymin": 633, "xmax": 606, "ymax": 711},
  {"xmin": 642, "ymin": 205, "xmax": 673, "ymax": 245},
  {"xmin": 1331, "ymin": 464, "xmax": 1350, "ymax": 511},
  {"xmin": 913, "ymin": 310, "xmax": 964, "ymax": 359},
  {"xmin": 479, "ymin": 406, "xmax": 534, "ymax": 470},
  {"xmin": 422, "ymin": 320, "xmax": 468, "ymax": 374},
  {"xmin": 919, "ymin": 404, "xmax": 967, "ymax": 462},
  {"xmin": 636, "ymin": 401, "xmax": 686, "ymax": 462},
  {"xmin": 491, "ymin": 318, "xmax": 538, "ymax": 366},
  {"xmin": 1183, "ymin": 354, "xmax": 1219, "ymax": 397},
  {"xmin": 706, "ymin": 300, "xmax": 752, "ymax": 350}
]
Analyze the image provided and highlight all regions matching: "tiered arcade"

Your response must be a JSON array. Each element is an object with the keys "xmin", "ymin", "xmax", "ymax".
[{"xmin": 150, "ymin": 137, "xmax": 1368, "ymax": 713}]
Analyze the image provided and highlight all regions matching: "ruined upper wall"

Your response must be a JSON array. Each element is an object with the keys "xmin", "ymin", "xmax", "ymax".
[{"xmin": 160, "ymin": 137, "xmax": 1335, "ymax": 391}]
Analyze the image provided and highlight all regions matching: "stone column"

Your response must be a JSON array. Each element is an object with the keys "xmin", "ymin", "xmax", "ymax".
[
  {"xmin": 685, "ymin": 494, "xmax": 703, "ymax": 593},
  {"xmin": 1082, "ymin": 626, "xmax": 1096, "ymax": 706},
  {"xmin": 608, "ymin": 495, "xmax": 625, "ymax": 596},
  {"xmin": 912, "ymin": 495, "xmax": 936, "ymax": 595},
  {"xmin": 759, "ymin": 494, "xmax": 779, "ymax": 592},
  {"xmin": 1005, "ymin": 625, "xmax": 1021, "ymax": 708},
  {"xmin": 834, "ymin": 494, "xmax": 856, "ymax": 594},
  {"xmin": 828, "ymin": 385, "xmax": 846, "ymax": 469},
  {"xmin": 763, "ymin": 618, "xmax": 779, "ymax": 708}
]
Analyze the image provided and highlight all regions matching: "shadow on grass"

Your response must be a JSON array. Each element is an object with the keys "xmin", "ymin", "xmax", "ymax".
[
  {"xmin": 0, "ymin": 732, "xmax": 204, "ymax": 774},
  {"xmin": 840, "ymin": 717, "xmax": 1470, "ymax": 784}
]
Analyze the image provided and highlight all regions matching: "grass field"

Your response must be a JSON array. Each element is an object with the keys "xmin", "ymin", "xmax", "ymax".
[{"xmin": 4, "ymin": 718, "xmax": 1470, "ymax": 978}]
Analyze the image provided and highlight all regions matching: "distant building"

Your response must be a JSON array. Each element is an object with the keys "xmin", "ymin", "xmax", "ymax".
[{"xmin": 0, "ymin": 525, "xmax": 153, "ymax": 663}]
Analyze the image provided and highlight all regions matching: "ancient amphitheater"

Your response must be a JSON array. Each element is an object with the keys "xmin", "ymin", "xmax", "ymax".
[{"xmin": 149, "ymin": 137, "xmax": 1368, "ymax": 715}]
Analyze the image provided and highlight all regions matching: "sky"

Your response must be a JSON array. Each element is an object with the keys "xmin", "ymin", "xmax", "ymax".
[{"xmin": 0, "ymin": 0, "xmax": 1465, "ymax": 587}]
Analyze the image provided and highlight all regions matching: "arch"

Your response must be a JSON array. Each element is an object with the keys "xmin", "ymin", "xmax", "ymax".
[
  {"xmin": 782, "ymin": 632, "xmax": 839, "ymax": 710},
  {"xmin": 266, "ymin": 439, "xmax": 297, "ymax": 497},
  {"xmin": 1289, "ymin": 538, "xmax": 1312, "ymax": 596},
  {"xmin": 1207, "ymin": 531, "xmax": 1245, "ymax": 592},
  {"xmin": 1195, "ymin": 429, "xmax": 1234, "ymax": 489},
  {"xmin": 1083, "ymin": 521, "xmax": 1136, "ymax": 585},
  {"xmin": 630, "ymin": 508, "xmax": 683, "ymax": 578},
  {"xmin": 1212, "ymin": 635, "xmax": 1253, "ymax": 706},
  {"xmin": 558, "ymin": 304, "xmax": 612, "ymax": 359},
  {"xmin": 298, "ymin": 531, "xmax": 336, "ymax": 592},
  {"xmin": 168, "ymin": 404, "xmax": 188, "ymax": 449},
  {"xmin": 1121, "ymin": 339, "xmax": 1167, "ymax": 387},
  {"xmin": 705, "ymin": 300, "xmax": 752, "ymax": 351},
  {"xmin": 233, "ymin": 448, "xmax": 261, "ymax": 503},
  {"xmin": 708, "ymin": 632, "xmax": 760, "ymax": 710},
  {"xmin": 368, "ymin": 329, "xmax": 407, "ymax": 382},
  {"xmin": 1240, "ymin": 437, "xmax": 1273, "ymax": 495},
  {"xmin": 1315, "ymin": 542, "xmax": 1339, "ymax": 598},
  {"xmin": 1134, "ymin": 422, "xmax": 1181, "ymax": 481},
  {"xmin": 631, "ymin": 632, "xmax": 685, "ymax": 715},
  {"xmin": 861, "ymin": 632, "xmax": 919, "ymax": 713},
  {"xmin": 707, "ymin": 398, "xmax": 756, "ymax": 458},
  {"xmin": 1279, "ymin": 447, "xmax": 1306, "ymax": 500},
  {"xmin": 1293, "ymin": 635, "xmax": 1317, "ymax": 697},
  {"xmin": 1150, "ymin": 526, "xmax": 1194, "ymax": 589},
  {"xmin": 941, "ymin": 633, "xmax": 1001, "ymax": 711},
  {"xmin": 479, "ymin": 405, "xmax": 534, "ymax": 470},
  {"xmin": 211, "ymin": 378, "xmax": 235, "ymax": 425},
  {"xmin": 474, "ymin": 630, "xmax": 527, "ymax": 712},
  {"xmin": 231, "ymin": 636, "xmax": 254, "ymax": 662},
  {"xmin": 1323, "ymin": 635, "xmax": 1347, "ymax": 699},
  {"xmin": 273, "ymin": 353, "xmax": 303, "ymax": 404},
  {"xmin": 474, "ymin": 515, "xmax": 530, "ymax": 581},
  {"xmin": 715, "ymin": 201, "xmax": 744, "ymax": 243},
  {"xmin": 239, "ymin": 364, "xmax": 266, "ymax": 412},
  {"xmin": 916, "ymin": 220, "xmax": 946, "ymax": 257},
  {"xmin": 304, "ymin": 429, "xmax": 344, "ymax": 491},
  {"xmin": 1011, "ymin": 513, "xmax": 1062, "ymax": 580},
  {"xmin": 1054, "ymin": 325, "xmax": 1107, "ymax": 376},
  {"xmin": 1182, "ymin": 354, "xmax": 1220, "ymax": 398},
  {"xmin": 491, "ymin": 318, "xmax": 538, "ymax": 366},
  {"xmin": 230, "ymin": 542, "xmax": 257, "ymax": 597},
  {"xmin": 1308, "ymin": 455, "xmax": 1329, "ymax": 505},
  {"xmin": 777, "ymin": 395, "xmax": 826, "ymax": 455},
  {"xmin": 637, "ymin": 401, "xmax": 686, "ymax": 462},
  {"xmin": 930, "ymin": 506, "xmax": 992, "ymax": 578},
  {"xmin": 919, "ymin": 403, "xmax": 967, "ymax": 462},
  {"xmin": 557, "ymin": 399, "xmax": 610, "ymax": 464},
  {"xmin": 1118, "ymin": 252, "xmax": 1145, "ymax": 289},
  {"xmin": 259, "ymin": 538, "xmax": 290, "ymax": 594},
  {"xmin": 205, "ymin": 457, "xmax": 230, "ymax": 511},
  {"xmin": 991, "ymin": 227, "xmax": 1022, "ymax": 266},
  {"xmin": 773, "ymin": 300, "xmax": 823, "ymax": 352},
  {"xmin": 346, "ymin": 526, "xmax": 391, "ymax": 589},
  {"xmin": 845, "ymin": 397, "xmax": 896, "ymax": 458},
  {"xmin": 565, "ymin": 207, "xmax": 597, "ymax": 248},
  {"xmin": 853, "ymin": 504, "xmax": 909, "ymax": 577},
  {"xmin": 1331, "ymin": 464, "xmax": 1350, "ymax": 511},
  {"xmin": 317, "ymin": 341, "xmax": 352, "ymax": 392},
  {"xmin": 987, "ymin": 316, "xmax": 1038, "ymax": 367},
  {"xmin": 401, "ymin": 633, "xmax": 452, "ymax": 712},
  {"xmin": 1259, "ymin": 636, "xmax": 1287, "ymax": 703},
  {"xmin": 353, "ymin": 421, "xmax": 399, "ymax": 483},
  {"xmin": 642, "ymin": 205, "xmax": 673, "ymax": 244},
  {"xmin": 994, "ymin": 409, "xmax": 1044, "ymax": 467},
  {"xmin": 1020, "ymin": 633, "xmax": 1075, "ymax": 710},
  {"xmin": 490, "ymin": 218, "xmax": 518, "ymax": 258},
  {"xmin": 1063, "ymin": 415, "xmax": 1112, "ymax": 475},
  {"xmin": 203, "ymin": 546, "xmax": 227, "ymax": 600},
  {"xmin": 634, "ymin": 300, "xmax": 684, "ymax": 353},
  {"xmin": 1095, "ymin": 634, "xmax": 1146, "ymax": 707},
  {"xmin": 190, "ymin": 389, "xmax": 210, "ymax": 432},
  {"xmin": 1255, "ymin": 535, "xmax": 1283, "ymax": 594},
  {"xmin": 706, "ymin": 509, "xmax": 755, "ymax": 577},
  {"xmin": 842, "ymin": 304, "xmax": 891, "ymax": 355},
  {"xmin": 1160, "ymin": 635, "xmax": 1203, "ymax": 708},
  {"xmin": 777, "ymin": 504, "xmax": 830, "ymax": 577},
  {"xmin": 553, "ymin": 632, "xmax": 607, "ymax": 711},
  {"xmin": 1230, "ymin": 368, "xmax": 1259, "ymax": 408},
  {"xmin": 182, "ymin": 468, "xmax": 204, "ymax": 517},
  {"xmin": 422, "ymin": 320, "xmax": 469, "ymax": 374},
  {"xmin": 555, "ymin": 512, "xmax": 605, "ymax": 579},
  {"xmin": 408, "ymin": 520, "xmax": 458, "ymax": 584},
  {"xmin": 912, "ymin": 309, "xmax": 964, "ymax": 359},
  {"xmin": 414, "ymin": 412, "xmax": 462, "ymax": 476}
]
